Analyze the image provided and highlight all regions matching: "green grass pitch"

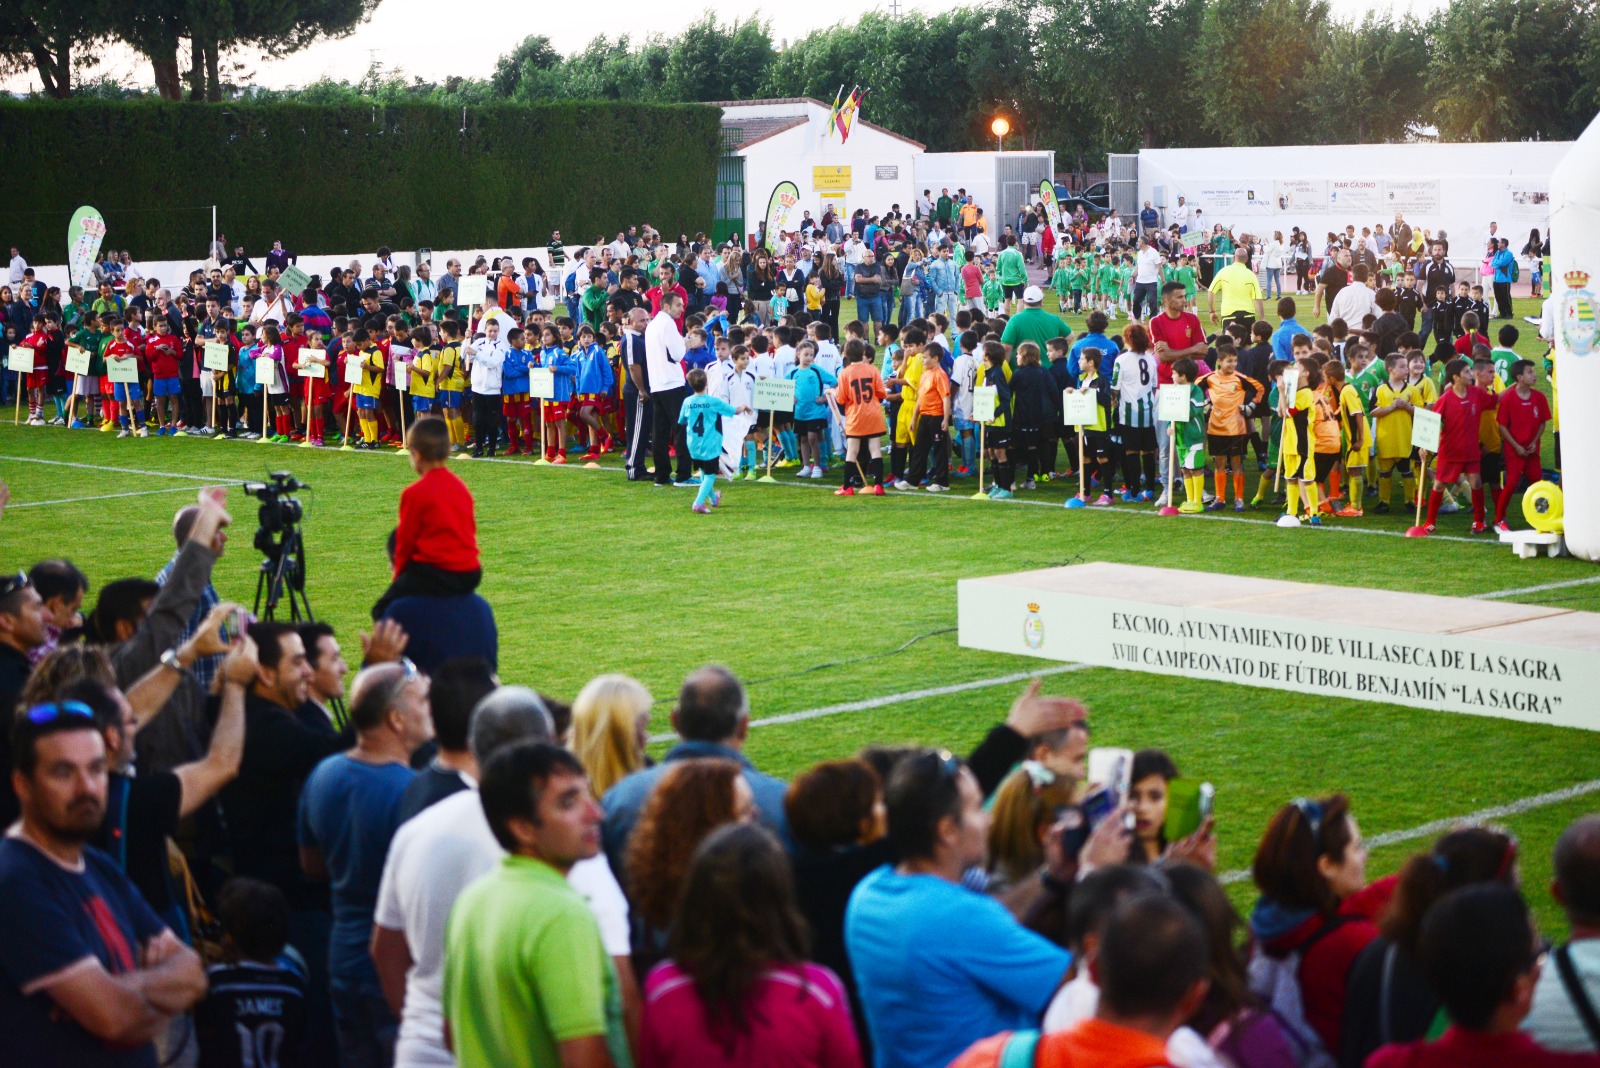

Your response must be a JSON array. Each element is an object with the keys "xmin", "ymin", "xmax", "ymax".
[{"xmin": 2, "ymin": 292, "xmax": 1594, "ymax": 930}]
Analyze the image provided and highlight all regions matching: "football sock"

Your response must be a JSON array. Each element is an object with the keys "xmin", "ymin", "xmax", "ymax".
[
  {"xmin": 1472, "ymin": 486, "xmax": 1485, "ymax": 525},
  {"xmin": 1140, "ymin": 453, "xmax": 1158, "ymax": 494},
  {"xmin": 869, "ymin": 457, "xmax": 884, "ymax": 487},
  {"xmin": 1233, "ymin": 471, "xmax": 1246, "ymax": 501},
  {"xmin": 694, "ymin": 473, "xmax": 716, "ymax": 508},
  {"xmin": 1121, "ymin": 453, "xmax": 1141, "ymax": 493},
  {"xmin": 1495, "ymin": 483, "xmax": 1514, "ymax": 523},
  {"xmin": 1402, "ymin": 474, "xmax": 1417, "ymax": 507},
  {"xmin": 1328, "ymin": 469, "xmax": 1342, "ymax": 501},
  {"xmin": 507, "ymin": 417, "xmax": 521, "ymax": 454},
  {"xmin": 1214, "ymin": 471, "xmax": 1227, "ymax": 500},
  {"xmin": 1286, "ymin": 482, "xmax": 1302, "ymax": 516},
  {"xmin": 1426, "ymin": 489, "xmax": 1443, "ymax": 526},
  {"xmin": 1348, "ymin": 473, "xmax": 1364, "ymax": 506},
  {"xmin": 1303, "ymin": 481, "xmax": 1320, "ymax": 517}
]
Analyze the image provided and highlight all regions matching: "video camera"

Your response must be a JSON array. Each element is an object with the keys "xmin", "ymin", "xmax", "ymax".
[{"xmin": 244, "ymin": 472, "xmax": 307, "ymax": 557}]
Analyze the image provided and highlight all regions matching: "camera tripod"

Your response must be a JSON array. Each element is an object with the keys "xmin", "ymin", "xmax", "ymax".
[{"xmin": 255, "ymin": 525, "xmax": 315, "ymax": 622}]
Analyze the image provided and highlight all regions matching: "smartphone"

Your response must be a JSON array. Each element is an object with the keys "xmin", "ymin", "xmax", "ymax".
[
  {"xmin": 1164, "ymin": 779, "xmax": 1216, "ymax": 841},
  {"xmin": 1087, "ymin": 747, "xmax": 1134, "ymax": 802},
  {"xmin": 1080, "ymin": 788, "xmax": 1118, "ymax": 832},
  {"xmin": 1056, "ymin": 804, "xmax": 1090, "ymax": 859}
]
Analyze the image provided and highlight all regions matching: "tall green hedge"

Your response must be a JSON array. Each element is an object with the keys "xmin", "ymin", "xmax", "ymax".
[{"xmin": 0, "ymin": 100, "xmax": 722, "ymax": 261}]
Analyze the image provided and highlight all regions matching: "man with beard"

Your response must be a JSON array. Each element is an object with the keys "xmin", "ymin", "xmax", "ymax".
[{"xmin": 0, "ymin": 699, "xmax": 206, "ymax": 1066}]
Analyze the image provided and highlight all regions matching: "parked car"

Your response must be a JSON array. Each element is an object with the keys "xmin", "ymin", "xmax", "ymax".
[{"xmin": 1052, "ymin": 181, "xmax": 1110, "ymax": 220}]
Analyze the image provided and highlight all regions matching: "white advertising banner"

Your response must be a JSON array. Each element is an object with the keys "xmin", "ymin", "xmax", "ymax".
[
  {"xmin": 1198, "ymin": 186, "xmax": 1269, "ymax": 215},
  {"xmin": 1383, "ymin": 179, "xmax": 1441, "ymax": 215},
  {"xmin": 1329, "ymin": 178, "xmax": 1384, "ymax": 214},
  {"xmin": 958, "ymin": 564, "xmax": 1600, "ymax": 731},
  {"xmin": 1273, "ymin": 179, "xmax": 1327, "ymax": 214}
]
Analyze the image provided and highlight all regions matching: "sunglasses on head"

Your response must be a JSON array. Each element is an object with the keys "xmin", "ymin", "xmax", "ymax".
[
  {"xmin": 24, "ymin": 700, "xmax": 95, "ymax": 726},
  {"xmin": 0, "ymin": 571, "xmax": 29, "ymax": 600}
]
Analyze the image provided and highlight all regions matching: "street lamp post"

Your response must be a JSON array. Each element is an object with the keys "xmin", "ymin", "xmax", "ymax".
[{"xmin": 991, "ymin": 116, "xmax": 1010, "ymax": 153}]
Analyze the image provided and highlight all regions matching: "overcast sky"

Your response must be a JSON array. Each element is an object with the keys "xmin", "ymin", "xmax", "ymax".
[{"xmin": 5, "ymin": 0, "xmax": 1451, "ymax": 94}]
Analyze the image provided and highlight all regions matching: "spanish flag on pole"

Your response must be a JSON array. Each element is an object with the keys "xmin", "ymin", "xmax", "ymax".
[{"xmin": 826, "ymin": 84, "xmax": 844, "ymax": 138}]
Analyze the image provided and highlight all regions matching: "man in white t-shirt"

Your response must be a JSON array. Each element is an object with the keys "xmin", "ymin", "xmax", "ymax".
[
  {"xmin": 372, "ymin": 688, "xmax": 633, "ymax": 1068},
  {"xmin": 971, "ymin": 229, "xmax": 992, "ymax": 257},
  {"xmin": 1327, "ymin": 262, "xmax": 1381, "ymax": 328},
  {"xmin": 247, "ymin": 279, "xmax": 294, "ymax": 325},
  {"xmin": 1132, "ymin": 238, "xmax": 1163, "ymax": 321},
  {"xmin": 1173, "ymin": 197, "xmax": 1190, "ymax": 235},
  {"xmin": 645, "ymin": 292, "xmax": 692, "ymax": 485},
  {"xmin": 1524, "ymin": 815, "xmax": 1600, "ymax": 1052}
]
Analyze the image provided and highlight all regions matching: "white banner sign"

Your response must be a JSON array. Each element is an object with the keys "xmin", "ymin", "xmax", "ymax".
[
  {"xmin": 1383, "ymin": 179, "xmax": 1441, "ymax": 215},
  {"xmin": 959, "ymin": 564, "xmax": 1600, "ymax": 730},
  {"xmin": 1273, "ymin": 180, "xmax": 1327, "ymax": 214},
  {"xmin": 1330, "ymin": 179, "xmax": 1384, "ymax": 214}
]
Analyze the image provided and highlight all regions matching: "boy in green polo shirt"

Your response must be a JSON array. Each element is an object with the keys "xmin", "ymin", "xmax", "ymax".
[
  {"xmin": 1098, "ymin": 257, "xmax": 1120, "ymax": 319},
  {"xmin": 1491, "ymin": 323, "xmax": 1519, "ymax": 382},
  {"xmin": 1051, "ymin": 255, "xmax": 1072, "ymax": 313}
]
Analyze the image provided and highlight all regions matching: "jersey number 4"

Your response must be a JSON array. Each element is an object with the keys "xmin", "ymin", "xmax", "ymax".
[{"xmin": 692, "ymin": 412, "xmax": 706, "ymax": 435}]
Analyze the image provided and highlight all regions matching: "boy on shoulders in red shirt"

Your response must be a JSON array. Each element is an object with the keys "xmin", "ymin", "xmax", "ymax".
[
  {"xmin": 1494, "ymin": 358, "xmax": 1552, "ymax": 532},
  {"xmin": 1423, "ymin": 358, "xmax": 1494, "ymax": 535},
  {"xmin": 371, "ymin": 415, "xmax": 482, "ymax": 621}
]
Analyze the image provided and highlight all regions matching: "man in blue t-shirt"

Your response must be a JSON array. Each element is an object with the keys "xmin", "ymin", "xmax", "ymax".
[
  {"xmin": 297, "ymin": 660, "xmax": 430, "ymax": 1065},
  {"xmin": 0, "ymin": 701, "xmax": 206, "ymax": 1067},
  {"xmin": 1070, "ymin": 309, "xmax": 1123, "ymax": 379},
  {"xmin": 845, "ymin": 749, "xmax": 1072, "ymax": 1068}
]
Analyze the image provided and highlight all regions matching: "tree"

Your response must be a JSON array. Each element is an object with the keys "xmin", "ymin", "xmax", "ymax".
[
  {"xmin": 1302, "ymin": 12, "xmax": 1427, "ymax": 143},
  {"xmin": 1194, "ymin": 0, "xmax": 1329, "ymax": 145},
  {"xmin": 663, "ymin": 15, "xmax": 773, "ymax": 102},
  {"xmin": 1022, "ymin": 0, "xmax": 1204, "ymax": 152},
  {"xmin": 491, "ymin": 34, "xmax": 558, "ymax": 98},
  {"xmin": 110, "ymin": 0, "xmax": 377, "ymax": 102},
  {"xmin": 0, "ymin": 0, "xmax": 113, "ymax": 99},
  {"xmin": 1426, "ymin": 0, "xmax": 1593, "ymax": 142}
]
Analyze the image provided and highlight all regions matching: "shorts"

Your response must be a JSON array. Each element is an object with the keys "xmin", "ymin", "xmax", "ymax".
[
  {"xmin": 693, "ymin": 457, "xmax": 719, "ymax": 475},
  {"xmin": 542, "ymin": 400, "xmax": 570, "ymax": 423},
  {"xmin": 1082, "ymin": 430, "xmax": 1111, "ymax": 457},
  {"xmin": 1435, "ymin": 458, "xmax": 1480, "ymax": 483},
  {"xmin": 756, "ymin": 410, "xmax": 772, "ymax": 429},
  {"xmin": 151, "ymin": 377, "xmax": 182, "ymax": 397},
  {"xmin": 1178, "ymin": 439, "xmax": 1209, "ymax": 471},
  {"xmin": 356, "ymin": 394, "xmax": 379, "ymax": 411},
  {"xmin": 75, "ymin": 374, "xmax": 100, "ymax": 397},
  {"xmin": 795, "ymin": 418, "xmax": 826, "ymax": 437},
  {"xmin": 502, "ymin": 392, "xmax": 530, "ymax": 411},
  {"xmin": 1120, "ymin": 425, "xmax": 1157, "ymax": 451},
  {"xmin": 1003, "ymin": 283, "xmax": 1025, "ymax": 299},
  {"xmin": 437, "ymin": 390, "xmax": 462, "ymax": 409},
  {"xmin": 1207, "ymin": 433, "xmax": 1246, "ymax": 458},
  {"xmin": 575, "ymin": 393, "xmax": 603, "ymax": 409},
  {"xmin": 954, "ymin": 416, "xmax": 976, "ymax": 433},
  {"xmin": 1313, "ymin": 452, "xmax": 1339, "ymax": 482},
  {"xmin": 113, "ymin": 382, "xmax": 143, "ymax": 403},
  {"xmin": 847, "ymin": 433, "xmax": 884, "ymax": 446},
  {"xmin": 1344, "ymin": 449, "xmax": 1367, "ymax": 471},
  {"xmin": 1283, "ymin": 452, "xmax": 1311, "ymax": 480},
  {"xmin": 24, "ymin": 370, "xmax": 49, "ymax": 390},
  {"xmin": 984, "ymin": 426, "xmax": 1012, "ymax": 450},
  {"xmin": 411, "ymin": 396, "xmax": 434, "ymax": 413},
  {"xmin": 1377, "ymin": 456, "xmax": 1412, "ymax": 475}
]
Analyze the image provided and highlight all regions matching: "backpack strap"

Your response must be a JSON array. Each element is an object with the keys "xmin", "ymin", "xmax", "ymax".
[
  {"xmin": 1555, "ymin": 943, "xmax": 1600, "ymax": 1050},
  {"xmin": 997, "ymin": 1029, "xmax": 1041, "ymax": 1068}
]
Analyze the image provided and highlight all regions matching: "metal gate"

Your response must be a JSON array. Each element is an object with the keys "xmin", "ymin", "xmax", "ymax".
[
  {"xmin": 712, "ymin": 128, "xmax": 745, "ymax": 245},
  {"xmin": 1109, "ymin": 153, "xmax": 1139, "ymax": 220},
  {"xmin": 997, "ymin": 154, "xmax": 1052, "ymax": 218}
]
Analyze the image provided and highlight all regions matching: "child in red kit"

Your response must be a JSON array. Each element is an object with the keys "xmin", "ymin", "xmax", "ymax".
[
  {"xmin": 142, "ymin": 315, "xmax": 184, "ymax": 435},
  {"xmin": 1493, "ymin": 358, "xmax": 1552, "ymax": 532},
  {"xmin": 370, "ymin": 415, "xmax": 482, "ymax": 620},
  {"xmin": 20, "ymin": 315, "xmax": 52, "ymax": 425},
  {"xmin": 1423, "ymin": 358, "xmax": 1495, "ymax": 535}
]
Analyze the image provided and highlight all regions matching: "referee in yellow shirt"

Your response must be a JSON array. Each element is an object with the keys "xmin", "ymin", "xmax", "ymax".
[{"xmin": 1207, "ymin": 249, "xmax": 1266, "ymax": 329}]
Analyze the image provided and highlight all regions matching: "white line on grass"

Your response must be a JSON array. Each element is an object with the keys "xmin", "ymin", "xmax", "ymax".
[
  {"xmin": 1218, "ymin": 777, "xmax": 1600, "ymax": 885},
  {"xmin": 1472, "ymin": 575, "xmax": 1600, "ymax": 600},
  {"xmin": 647, "ymin": 663, "xmax": 1090, "ymax": 744},
  {"xmin": 9, "ymin": 486, "xmax": 205, "ymax": 509},
  {"xmin": 0, "ymin": 454, "xmax": 235, "ymax": 483}
]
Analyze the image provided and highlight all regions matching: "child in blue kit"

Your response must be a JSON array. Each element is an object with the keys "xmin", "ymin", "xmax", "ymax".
[
  {"xmin": 679, "ymin": 367, "xmax": 752, "ymax": 514},
  {"xmin": 500, "ymin": 327, "xmax": 533, "ymax": 455},
  {"xmin": 682, "ymin": 327, "xmax": 715, "ymax": 373},
  {"xmin": 570, "ymin": 323, "xmax": 615, "ymax": 457},
  {"xmin": 536, "ymin": 323, "xmax": 578, "ymax": 463}
]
